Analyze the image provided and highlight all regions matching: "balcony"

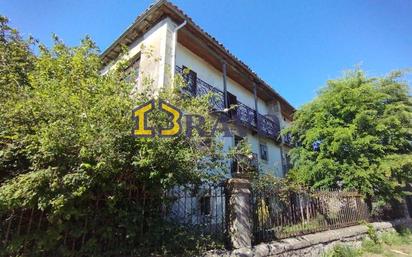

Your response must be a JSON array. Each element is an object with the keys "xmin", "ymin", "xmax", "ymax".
[{"xmin": 175, "ymin": 66, "xmax": 280, "ymax": 140}]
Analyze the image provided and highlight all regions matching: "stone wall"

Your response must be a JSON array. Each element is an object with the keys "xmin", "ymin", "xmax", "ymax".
[{"xmin": 204, "ymin": 218, "xmax": 412, "ymax": 257}]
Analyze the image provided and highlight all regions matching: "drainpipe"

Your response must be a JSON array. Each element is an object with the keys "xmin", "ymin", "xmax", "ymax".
[
  {"xmin": 222, "ymin": 61, "xmax": 228, "ymax": 109},
  {"xmin": 172, "ymin": 20, "xmax": 187, "ymax": 76},
  {"xmin": 253, "ymin": 81, "xmax": 259, "ymax": 130}
]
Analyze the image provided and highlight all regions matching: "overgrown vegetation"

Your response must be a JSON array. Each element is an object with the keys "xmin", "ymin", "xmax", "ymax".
[
  {"xmin": 284, "ymin": 69, "xmax": 412, "ymax": 207},
  {"xmin": 323, "ymin": 244, "xmax": 362, "ymax": 257},
  {"xmin": 323, "ymin": 226, "xmax": 412, "ymax": 257},
  {"xmin": 0, "ymin": 16, "xmax": 237, "ymax": 256}
]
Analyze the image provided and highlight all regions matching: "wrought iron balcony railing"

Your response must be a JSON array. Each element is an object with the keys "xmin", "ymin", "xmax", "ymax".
[{"xmin": 176, "ymin": 66, "xmax": 280, "ymax": 140}]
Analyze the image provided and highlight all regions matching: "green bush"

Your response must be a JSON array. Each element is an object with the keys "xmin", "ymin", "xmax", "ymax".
[
  {"xmin": 366, "ymin": 223, "xmax": 380, "ymax": 244},
  {"xmin": 381, "ymin": 228, "xmax": 412, "ymax": 246},
  {"xmin": 361, "ymin": 239, "xmax": 383, "ymax": 254},
  {"xmin": 361, "ymin": 227, "xmax": 412, "ymax": 255},
  {"xmin": 322, "ymin": 244, "xmax": 362, "ymax": 257},
  {"xmin": 284, "ymin": 67, "xmax": 412, "ymax": 202},
  {"xmin": 0, "ymin": 17, "xmax": 236, "ymax": 256}
]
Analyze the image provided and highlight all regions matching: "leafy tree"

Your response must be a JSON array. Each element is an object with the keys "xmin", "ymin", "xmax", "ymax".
[
  {"xmin": 0, "ymin": 18, "xmax": 231, "ymax": 256},
  {"xmin": 285, "ymin": 69, "xmax": 412, "ymax": 204},
  {"xmin": 0, "ymin": 16, "xmax": 34, "ymax": 101},
  {"xmin": 0, "ymin": 16, "xmax": 35, "ymax": 182}
]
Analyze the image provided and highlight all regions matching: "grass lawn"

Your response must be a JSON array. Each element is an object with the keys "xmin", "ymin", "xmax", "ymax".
[
  {"xmin": 362, "ymin": 236, "xmax": 412, "ymax": 257},
  {"xmin": 363, "ymin": 243, "xmax": 412, "ymax": 256}
]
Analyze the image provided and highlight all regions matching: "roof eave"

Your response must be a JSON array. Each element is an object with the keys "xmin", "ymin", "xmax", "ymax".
[{"xmin": 100, "ymin": 0, "xmax": 296, "ymax": 117}]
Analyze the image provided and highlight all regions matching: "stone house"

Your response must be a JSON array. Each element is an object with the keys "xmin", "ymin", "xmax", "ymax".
[{"xmin": 101, "ymin": 0, "xmax": 295, "ymax": 179}]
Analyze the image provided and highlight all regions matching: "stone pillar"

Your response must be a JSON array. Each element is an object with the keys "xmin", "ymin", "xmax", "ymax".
[{"xmin": 225, "ymin": 178, "xmax": 253, "ymax": 249}]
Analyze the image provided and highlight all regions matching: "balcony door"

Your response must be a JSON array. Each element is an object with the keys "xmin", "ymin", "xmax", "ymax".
[
  {"xmin": 227, "ymin": 91, "xmax": 238, "ymax": 119},
  {"xmin": 182, "ymin": 66, "xmax": 197, "ymax": 95}
]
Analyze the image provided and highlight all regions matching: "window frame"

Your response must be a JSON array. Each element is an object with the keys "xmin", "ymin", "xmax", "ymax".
[
  {"xmin": 182, "ymin": 65, "xmax": 197, "ymax": 95},
  {"xmin": 124, "ymin": 52, "xmax": 141, "ymax": 85},
  {"xmin": 199, "ymin": 195, "xmax": 211, "ymax": 216},
  {"xmin": 259, "ymin": 143, "xmax": 268, "ymax": 161}
]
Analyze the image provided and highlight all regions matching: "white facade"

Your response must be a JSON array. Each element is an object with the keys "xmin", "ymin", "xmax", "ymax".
[
  {"xmin": 102, "ymin": 17, "xmax": 177, "ymax": 92},
  {"xmin": 103, "ymin": 16, "xmax": 292, "ymax": 178},
  {"xmin": 175, "ymin": 43, "xmax": 286, "ymax": 177}
]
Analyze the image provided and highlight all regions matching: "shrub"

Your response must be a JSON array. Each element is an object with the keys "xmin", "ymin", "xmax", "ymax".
[
  {"xmin": 381, "ymin": 228, "xmax": 412, "ymax": 246},
  {"xmin": 0, "ymin": 18, "xmax": 239, "ymax": 256},
  {"xmin": 366, "ymin": 223, "xmax": 380, "ymax": 244},
  {"xmin": 361, "ymin": 239, "xmax": 383, "ymax": 254},
  {"xmin": 322, "ymin": 244, "xmax": 361, "ymax": 257}
]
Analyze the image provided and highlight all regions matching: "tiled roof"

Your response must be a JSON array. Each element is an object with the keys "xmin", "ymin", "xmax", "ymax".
[{"xmin": 101, "ymin": 0, "xmax": 296, "ymax": 114}]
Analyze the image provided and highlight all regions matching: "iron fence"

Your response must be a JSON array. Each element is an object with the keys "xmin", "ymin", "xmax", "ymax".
[
  {"xmin": 0, "ymin": 182, "xmax": 226, "ymax": 256},
  {"xmin": 166, "ymin": 183, "xmax": 226, "ymax": 240},
  {"xmin": 3, "ymin": 175, "xmax": 409, "ymax": 255},
  {"xmin": 252, "ymin": 188, "xmax": 370, "ymax": 244}
]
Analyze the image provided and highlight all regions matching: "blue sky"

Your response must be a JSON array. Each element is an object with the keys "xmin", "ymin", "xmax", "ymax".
[{"xmin": 1, "ymin": 0, "xmax": 411, "ymax": 107}]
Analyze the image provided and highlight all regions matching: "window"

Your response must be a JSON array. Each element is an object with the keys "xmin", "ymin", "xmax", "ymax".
[
  {"xmin": 199, "ymin": 196, "xmax": 211, "ymax": 216},
  {"xmin": 182, "ymin": 66, "xmax": 197, "ymax": 95},
  {"xmin": 260, "ymin": 143, "xmax": 268, "ymax": 161},
  {"xmin": 234, "ymin": 135, "xmax": 243, "ymax": 146},
  {"xmin": 124, "ymin": 54, "xmax": 141, "ymax": 90},
  {"xmin": 282, "ymin": 151, "xmax": 291, "ymax": 174},
  {"xmin": 227, "ymin": 91, "xmax": 238, "ymax": 119}
]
